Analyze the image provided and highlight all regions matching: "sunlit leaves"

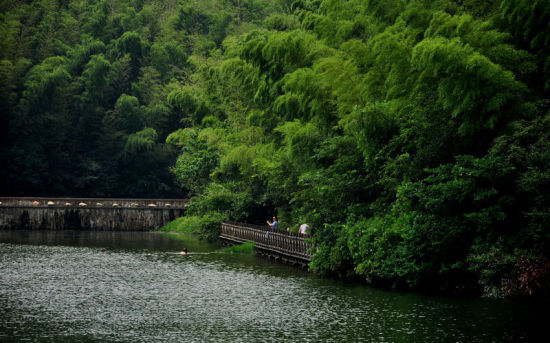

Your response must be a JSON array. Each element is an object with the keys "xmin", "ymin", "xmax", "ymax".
[
  {"xmin": 67, "ymin": 36, "xmax": 106, "ymax": 74},
  {"xmin": 151, "ymin": 42, "xmax": 190, "ymax": 80},
  {"xmin": 19, "ymin": 56, "xmax": 71, "ymax": 117},
  {"xmin": 170, "ymin": 128, "xmax": 218, "ymax": 194},
  {"xmin": 412, "ymin": 36, "xmax": 526, "ymax": 133},
  {"xmin": 123, "ymin": 127, "xmax": 158, "ymax": 155},
  {"xmin": 342, "ymin": 103, "xmax": 398, "ymax": 162},
  {"xmin": 275, "ymin": 120, "xmax": 321, "ymax": 165},
  {"xmin": 82, "ymin": 54, "xmax": 111, "ymax": 102},
  {"xmin": 104, "ymin": 94, "xmax": 144, "ymax": 133},
  {"xmin": 263, "ymin": 13, "xmax": 299, "ymax": 31},
  {"xmin": 167, "ymin": 86, "xmax": 213, "ymax": 125},
  {"xmin": 113, "ymin": 31, "xmax": 148, "ymax": 76},
  {"xmin": 425, "ymin": 11, "xmax": 535, "ymax": 77},
  {"xmin": 363, "ymin": 23, "xmax": 415, "ymax": 101},
  {"xmin": 275, "ymin": 67, "xmax": 333, "ymax": 122},
  {"xmin": 240, "ymin": 30, "xmax": 317, "ymax": 80},
  {"xmin": 0, "ymin": 12, "xmax": 21, "ymax": 60}
]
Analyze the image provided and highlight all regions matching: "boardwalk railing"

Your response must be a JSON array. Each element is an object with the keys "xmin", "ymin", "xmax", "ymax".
[{"xmin": 220, "ymin": 221, "xmax": 312, "ymax": 262}]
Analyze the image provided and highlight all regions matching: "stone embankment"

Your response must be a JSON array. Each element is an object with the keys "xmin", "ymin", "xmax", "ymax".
[{"xmin": 0, "ymin": 197, "xmax": 186, "ymax": 231}]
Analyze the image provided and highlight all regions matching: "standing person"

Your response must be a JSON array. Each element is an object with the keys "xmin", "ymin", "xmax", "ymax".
[
  {"xmin": 267, "ymin": 216, "xmax": 278, "ymax": 230},
  {"xmin": 299, "ymin": 223, "xmax": 309, "ymax": 236},
  {"xmin": 266, "ymin": 216, "xmax": 278, "ymax": 239}
]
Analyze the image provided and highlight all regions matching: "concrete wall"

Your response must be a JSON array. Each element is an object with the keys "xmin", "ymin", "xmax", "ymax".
[{"xmin": 0, "ymin": 197, "xmax": 186, "ymax": 231}]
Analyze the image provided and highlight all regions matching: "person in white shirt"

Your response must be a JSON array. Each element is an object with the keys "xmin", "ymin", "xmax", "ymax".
[{"xmin": 299, "ymin": 223, "xmax": 309, "ymax": 235}]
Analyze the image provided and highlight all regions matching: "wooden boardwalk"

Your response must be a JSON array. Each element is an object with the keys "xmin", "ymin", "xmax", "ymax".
[{"xmin": 220, "ymin": 221, "xmax": 312, "ymax": 264}]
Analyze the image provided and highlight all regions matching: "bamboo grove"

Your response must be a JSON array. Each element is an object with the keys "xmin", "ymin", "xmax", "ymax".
[{"xmin": 1, "ymin": 0, "xmax": 549, "ymax": 296}]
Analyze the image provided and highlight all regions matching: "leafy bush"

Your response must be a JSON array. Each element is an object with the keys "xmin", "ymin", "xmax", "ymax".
[
  {"xmin": 161, "ymin": 212, "xmax": 227, "ymax": 241},
  {"xmin": 160, "ymin": 216, "xmax": 203, "ymax": 234},
  {"xmin": 221, "ymin": 241, "xmax": 256, "ymax": 254}
]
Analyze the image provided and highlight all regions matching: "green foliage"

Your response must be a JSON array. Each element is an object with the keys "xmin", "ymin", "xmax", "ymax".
[
  {"xmin": 150, "ymin": 42, "xmax": 190, "ymax": 80},
  {"xmin": 263, "ymin": 13, "xmax": 299, "ymax": 31},
  {"xmin": 161, "ymin": 212, "xmax": 227, "ymax": 241},
  {"xmin": 161, "ymin": 216, "xmax": 203, "ymax": 234},
  {"xmin": 167, "ymin": 86, "xmax": 214, "ymax": 125},
  {"xmin": 221, "ymin": 241, "xmax": 256, "ymax": 254},
  {"xmin": 157, "ymin": 0, "xmax": 550, "ymax": 296},
  {"xmin": 123, "ymin": 127, "xmax": 158, "ymax": 155},
  {"xmin": 81, "ymin": 54, "xmax": 112, "ymax": 103},
  {"xmin": 171, "ymin": 132, "xmax": 219, "ymax": 194},
  {"xmin": 411, "ymin": 36, "xmax": 527, "ymax": 134},
  {"xmin": 19, "ymin": 56, "xmax": 71, "ymax": 117},
  {"xmin": 104, "ymin": 94, "xmax": 144, "ymax": 133},
  {"xmin": 500, "ymin": 0, "xmax": 550, "ymax": 90},
  {"xmin": 187, "ymin": 183, "xmax": 259, "ymax": 222},
  {"xmin": 390, "ymin": 155, "xmax": 512, "ymax": 286},
  {"xmin": 490, "ymin": 111, "xmax": 550, "ymax": 252},
  {"xmin": 175, "ymin": 5, "xmax": 212, "ymax": 35},
  {"xmin": 2, "ymin": 0, "xmax": 284, "ymax": 197}
]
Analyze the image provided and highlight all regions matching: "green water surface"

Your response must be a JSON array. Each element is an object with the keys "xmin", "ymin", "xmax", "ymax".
[{"xmin": 0, "ymin": 230, "xmax": 545, "ymax": 342}]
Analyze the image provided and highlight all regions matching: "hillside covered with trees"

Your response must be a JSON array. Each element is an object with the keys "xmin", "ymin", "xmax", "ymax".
[
  {"xmin": 1, "ymin": 0, "xmax": 284, "ymax": 196},
  {"xmin": 1, "ymin": 0, "xmax": 549, "ymax": 296}
]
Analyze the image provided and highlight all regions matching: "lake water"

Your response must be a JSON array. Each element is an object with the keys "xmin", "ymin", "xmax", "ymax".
[{"xmin": 0, "ymin": 230, "xmax": 545, "ymax": 342}]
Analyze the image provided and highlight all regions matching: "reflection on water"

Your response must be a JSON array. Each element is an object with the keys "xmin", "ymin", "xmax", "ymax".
[{"xmin": 0, "ymin": 230, "xmax": 546, "ymax": 342}]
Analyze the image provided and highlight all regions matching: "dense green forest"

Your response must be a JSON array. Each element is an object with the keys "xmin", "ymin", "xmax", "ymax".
[
  {"xmin": 1, "ymin": 0, "xmax": 549, "ymax": 297},
  {"xmin": 0, "ymin": 0, "xmax": 285, "ymax": 196}
]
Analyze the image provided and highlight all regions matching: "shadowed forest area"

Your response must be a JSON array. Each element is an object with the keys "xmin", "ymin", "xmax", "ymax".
[{"xmin": 1, "ymin": 0, "xmax": 549, "ymax": 297}]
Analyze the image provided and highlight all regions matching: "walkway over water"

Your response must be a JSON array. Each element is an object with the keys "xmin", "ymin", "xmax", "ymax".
[
  {"xmin": 0, "ymin": 197, "xmax": 186, "ymax": 231},
  {"xmin": 220, "ymin": 221, "xmax": 312, "ymax": 265}
]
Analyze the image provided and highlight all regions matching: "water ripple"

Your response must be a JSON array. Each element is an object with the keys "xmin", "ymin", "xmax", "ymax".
[{"xmin": 0, "ymin": 232, "xmax": 546, "ymax": 343}]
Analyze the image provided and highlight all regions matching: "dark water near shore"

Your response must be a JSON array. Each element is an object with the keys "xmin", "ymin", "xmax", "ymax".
[{"xmin": 0, "ymin": 230, "xmax": 546, "ymax": 342}]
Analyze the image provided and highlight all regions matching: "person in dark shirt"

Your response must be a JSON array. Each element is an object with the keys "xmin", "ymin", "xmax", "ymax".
[
  {"xmin": 267, "ymin": 216, "xmax": 278, "ymax": 230},
  {"xmin": 266, "ymin": 216, "xmax": 278, "ymax": 239}
]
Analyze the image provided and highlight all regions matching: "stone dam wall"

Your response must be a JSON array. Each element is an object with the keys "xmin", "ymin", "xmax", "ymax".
[{"xmin": 0, "ymin": 197, "xmax": 186, "ymax": 231}]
